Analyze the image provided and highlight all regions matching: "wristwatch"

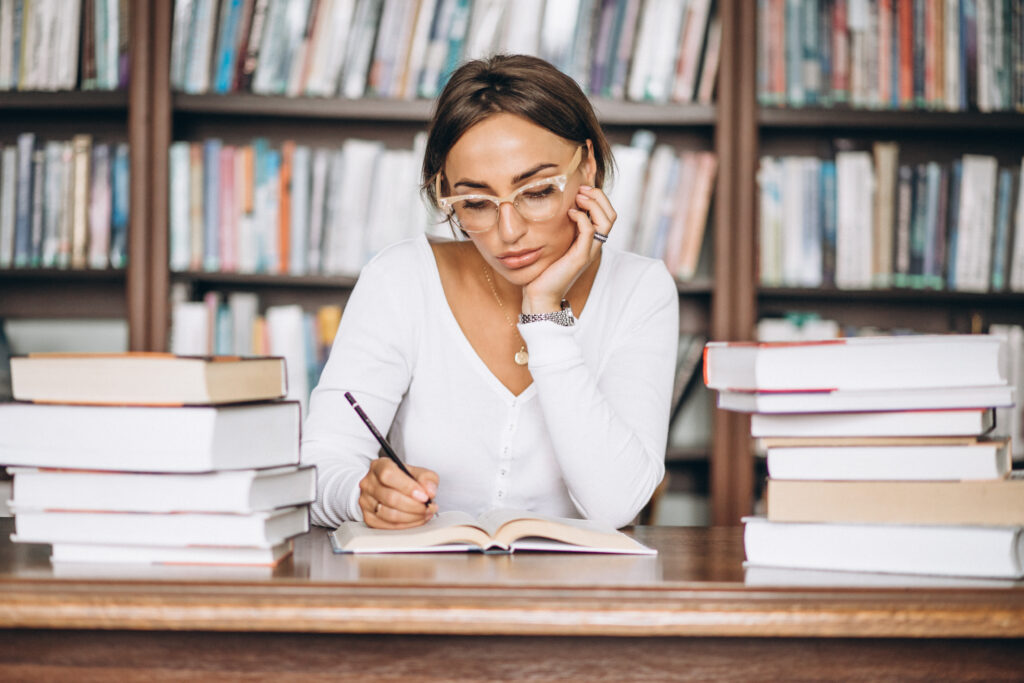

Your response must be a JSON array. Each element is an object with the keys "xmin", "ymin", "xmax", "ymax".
[{"xmin": 518, "ymin": 299, "xmax": 576, "ymax": 327}]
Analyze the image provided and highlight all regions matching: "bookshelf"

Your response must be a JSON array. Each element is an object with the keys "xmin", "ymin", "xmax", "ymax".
[{"xmin": 7, "ymin": 0, "xmax": 1023, "ymax": 525}]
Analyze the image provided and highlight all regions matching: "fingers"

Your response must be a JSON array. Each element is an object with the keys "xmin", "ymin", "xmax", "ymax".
[
  {"xmin": 571, "ymin": 186, "xmax": 616, "ymax": 260},
  {"xmin": 359, "ymin": 460, "xmax": 438, "ymax": 529}
]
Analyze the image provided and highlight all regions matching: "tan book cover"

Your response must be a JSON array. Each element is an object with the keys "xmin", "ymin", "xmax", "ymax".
[{"xmin": 767, "ymin": 474, "xmax": 1024, "ymax": 526}]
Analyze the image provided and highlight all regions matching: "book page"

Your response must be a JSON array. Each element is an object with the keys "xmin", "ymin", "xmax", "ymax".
[
  {"xmin": 477, "ymin": 509, "xmax": 655, "ymax": 554},
  {"xmin": 330, "ymin": 510, "xmax": 492, "ymax": 553}
]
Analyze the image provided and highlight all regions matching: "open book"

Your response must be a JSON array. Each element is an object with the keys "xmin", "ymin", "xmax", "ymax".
[{"xmin": 329, "ymin": 509, "xmax": 656, "ymax": 555}]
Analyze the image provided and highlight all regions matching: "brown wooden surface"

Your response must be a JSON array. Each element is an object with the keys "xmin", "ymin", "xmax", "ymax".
[
  {"xmin": 2, "ymin": 520, "xmax": 1023, "ymax": 638},
  {"xmin": 2, "ymin": 521, "xmax": 1023, "ymax": 680}
]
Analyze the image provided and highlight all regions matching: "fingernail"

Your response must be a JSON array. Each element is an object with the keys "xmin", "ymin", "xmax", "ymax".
[
  {"xmin": 412, "ymin": 489, "xmax": 428, "ymax": 503},
  {"xmin": 426, "ymin": 482, "xmax": 438, "ymax": 497},
  {"xmin": 580, "ymin": 185, "xmax": 592, "ymax": 191}
]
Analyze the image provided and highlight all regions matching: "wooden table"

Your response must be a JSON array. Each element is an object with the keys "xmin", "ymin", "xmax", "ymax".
[{"xmin": 1, "ymin": 518, "xmax": 1022, "ymax": 681}]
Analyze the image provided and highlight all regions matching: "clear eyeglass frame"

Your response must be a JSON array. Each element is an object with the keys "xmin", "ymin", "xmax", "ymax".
[{"xmin": 435, "ymin": 146, "xmax": 584, "ymax": 234}]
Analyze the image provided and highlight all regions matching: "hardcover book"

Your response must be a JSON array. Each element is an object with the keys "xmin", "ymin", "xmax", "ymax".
[{"xmin": 330, "ymin": 509, "xmax": 656, "ymax": 555}]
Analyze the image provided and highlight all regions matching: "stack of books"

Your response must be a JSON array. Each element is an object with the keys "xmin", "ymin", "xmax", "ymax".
[
  {"xmin": 0, "ymin": 353, "xmax": 312, "ymax": 566},
  {"xmin": 705, "ymin": 334, "xmax": 1024, "ymax": 579}
]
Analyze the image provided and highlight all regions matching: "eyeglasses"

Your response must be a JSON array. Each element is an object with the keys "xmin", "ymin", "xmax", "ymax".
[{"xmin": 436, "ymin": 146, "xmax": 583, "ymax": 234}]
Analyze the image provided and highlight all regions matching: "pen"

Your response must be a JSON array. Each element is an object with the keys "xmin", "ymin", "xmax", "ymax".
[{"xmin": 344, "ymin": 391, "xmax": 432, "ymax": 506}]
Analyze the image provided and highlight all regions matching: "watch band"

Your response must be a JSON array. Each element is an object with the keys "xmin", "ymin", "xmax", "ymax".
[{"xmin": 518, "ymin": 299, "xmax": 576, "ymax": 327}]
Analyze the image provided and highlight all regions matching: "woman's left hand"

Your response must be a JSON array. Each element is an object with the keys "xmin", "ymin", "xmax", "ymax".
[{"xmin": 521, "ymin": 185, "xmax": 617, "ymax": 313}]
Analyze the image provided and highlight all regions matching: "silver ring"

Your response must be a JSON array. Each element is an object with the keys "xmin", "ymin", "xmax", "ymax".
[
  {"xmin": 593, "ymin": 232, "xmax": 609, "ymax": 243},
  {"xmin": 374, "ymin": 501, "xmax": 382, "ymax": 515}
]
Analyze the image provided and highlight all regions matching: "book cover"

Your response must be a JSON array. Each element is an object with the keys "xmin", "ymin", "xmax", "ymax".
[
  {"xmin": 88, "ymin": 142, "xmax": 111, "ymax": 270},
  {"xmin": 109, "ymin": 142, "xmax": 128, "ymax": 269},
  {"xmin": 750, "ymin": 407, "xmax": 996, "ymax": 438}
]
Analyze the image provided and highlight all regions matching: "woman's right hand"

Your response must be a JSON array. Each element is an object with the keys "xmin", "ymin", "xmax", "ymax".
[{"xmin": 358, "ymin": 459, "xmax": 438, "ymax": 529}]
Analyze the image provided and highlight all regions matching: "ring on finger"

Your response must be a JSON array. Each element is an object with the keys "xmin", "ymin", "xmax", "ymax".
[{"xmin": 592, "ymin": 232, "xmax": 609, "ymax": 243}]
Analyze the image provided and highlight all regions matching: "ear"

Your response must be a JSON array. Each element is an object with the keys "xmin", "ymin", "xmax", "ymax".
[{"xmin": 584, "ymin": 139, "xmax": 597, "ymax": 186}]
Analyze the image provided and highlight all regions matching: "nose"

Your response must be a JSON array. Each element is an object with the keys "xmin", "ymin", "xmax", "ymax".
[{"xmin": 495, "ymin": 201, "xmax": 527, "ymax": 244}]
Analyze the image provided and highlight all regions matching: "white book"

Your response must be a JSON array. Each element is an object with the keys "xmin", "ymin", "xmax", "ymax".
[
  {"xmin": 170, "ymin": 0, "xmax": 195, "ymax": 90},
  {"xmin": 977, "ymin": 0, "xmax": 992, "ymax": 111},
  {"xmin": 1009, "ymin": 158, "xmax": 1024, "ymax": 291},
  {"xmin": 306, "ymin": 147, "xmax": 330, "ymax": 273},
  {"xmin": 463, "ymin": 0, "xmax": 507, "ymax": 62},
  {"xmin": 604, "ymin": 141, "xmax": 652, "ymax": 254},
  {"xmin": 750, "ymin": 408, "xmax": 996, "ymax": 438},
  {"xmin": 780, "ymin": 156, "xmax": 806, "ymax": 286},
  {"xmin": 0, "ymin": 146, "xmax": 16, "ymax": 266},
  {"xmin": 9, "ymin": 465, "xmax": 316, "ymax": 514},
  {"xmin": 0, "ymin": 401, "xmax": 301, "ymax": 472},
  {"xmin": 645, "ymin": 0, "xmax": 688, "ymax": 102},
  {"xmin": 101, "ymin": 0, "xmax": 119, "ymax": 89},
  {"xmin": 168, "ymin": 142, "xmax": 191, "ymax": 272},
  {"xmin": 382, "ymin": 0, "xmax": 422, "ymax": 98},
  {"xmin": 14, "ymin": 506, "xmax": 309, "ymax": 548},
  {"xmin": 228, "ymin": 290, "xmax": 260, "ymax": 355},
  {"xmin": 765, "ymin": 439, "xmax": 1012, "ymax": 480},
  {"xmin": 54, "ymin": 0, "xmax": 82, "ymax": 90},
  {"xmin": 266, "ymin": 304, "xmax": 309, "ymax": 413},
  {"xmin": 331, "ymin": 138, "xmax": 382, "ymax": 275},
  {"xmin": 990, "ymin": 324, "xmax": 1024, "ymax": 460},
  {"xmin": 539, "ymin": 0, "xmax": 581, "ymax": 74},
  {"xmin": 835, "ymin": 150, "xmax": 875, "ymax": 289},
  {"xmin": 498, "ymin": 0, "xmax": 542, "ymax": 56},
  {"xmin": 18, "ymin": 0, "xmax": 43, "ymax": 89},
  {"xmin": 743, "ymin": 517, "xmax": 1024, "ymax": 579},
  {"xmin": 289, "ymin": 144, "xmax": 311, "ymax": 275},
  {"xmin": 364, "ymin": 147, "xmax": 411, "ymax": 257},
  {"xmin": 185, "ymin": 0, "xmax": 218, "ymax": 93},
  {"xmin": 306, "ymin": 0, "xmax": 356, "ymax": 96},
  {"xmin": 50, "ymin": 540, "xmax": 293, "ymax": 566},
  {"xmin": 757, "ymin": 156, "xmax": 783, "ymax": 286},
  {"xmin": 170, "ymin": 300, "xmax": 211, "ymax": 355},
  {"xmin": 0, "ymin": 0, "xmax": 14, "ymax": 89},
  {"xmin": 944, "ymin": 0, "xmax": 961, "ymax": 111},
  {"xmin": 717, "ymin": 384, "xmax": 1015, "ymax": 413},
  {"xmin": 366, "ymin": 0, "xmax": 407, "ymax": 95},
  {"xmin": 955, "ymin": 154, "xmax": 999, "ymax": 292}
]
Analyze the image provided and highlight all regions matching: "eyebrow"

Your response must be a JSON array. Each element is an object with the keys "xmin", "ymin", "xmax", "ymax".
[{"xmin": 452, "ymin": 162, "xmax": 560, "ymax": 191}]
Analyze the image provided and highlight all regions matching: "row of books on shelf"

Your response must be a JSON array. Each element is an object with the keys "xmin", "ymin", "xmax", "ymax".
[
  {"xmin": 171, "ymin": 0, "xmax": 721, "ymax": 104},
  {"xmin": 759, "ymin": 0, "xmax": 1024, "ymax": 112},
  {"xmin": 0, "ymin": 0, "xmax": 129, "ymax": 92},
  {"xmin": 2, "ymin": 354, "xmax": 311, "ymax": 566},
  {"xmin": 169, "ymin": 288, "xmax": 341, "ymax": 412},
  {"xmin": 705, "ymin": 333, "xmax": 1023, "ymax": 579},
  {"xmin": 0, "ymin": 133, "xmax": 129, "ymax": 271},
  {"xmin": 169, "ymin": 132, "xmax": 717, "ymax": 282},
  {"xmin": 758, "ymin": 147, "xmax": 1024, "ymax": 292}
]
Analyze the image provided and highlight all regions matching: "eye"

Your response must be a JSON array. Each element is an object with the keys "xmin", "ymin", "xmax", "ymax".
[
  {"xmin": 522, "ymin": 185, "xmax": 557, "ymax": 200},
  {"xmin": 460, "ymin": 200, "xmax": 492, "ymax": 211}
]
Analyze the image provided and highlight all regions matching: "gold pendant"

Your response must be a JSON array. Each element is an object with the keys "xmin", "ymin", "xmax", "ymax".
[{"xmin": 514, "ymin": 349, "xmax": 529, "ymax": 366}]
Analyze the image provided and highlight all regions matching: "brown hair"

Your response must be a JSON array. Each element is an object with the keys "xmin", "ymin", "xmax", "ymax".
[{"xmin": 421, "ymin": 54, "xmax": 614, "ymax": 209}]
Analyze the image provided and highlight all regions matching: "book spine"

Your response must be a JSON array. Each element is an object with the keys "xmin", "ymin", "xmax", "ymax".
[
  {"xmin": 70, "ymin": 134, "xmax": 91, "ymax": 269},
  {"xmin": 87, "ymin": 142, "xmax": 111, "ymax": 269},
  {"xmin": 109, "ymin": 142, "xmax": 128, "ymax": 268},
  {"xmin": 203, "ymin": 138, "xmax": 221, "ymax": 271},
  {"xmin": 28, "ymin": 144, "xmax": 44, "ymax": 267},
  {"xmin": 0, "ymin": 147, "xmax": 16, "ymax": 267}
]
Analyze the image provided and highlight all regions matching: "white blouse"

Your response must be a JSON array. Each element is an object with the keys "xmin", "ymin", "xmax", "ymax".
[{"xmin": 301, "ymin": 234, "xmax": 679, "ymax": 529}]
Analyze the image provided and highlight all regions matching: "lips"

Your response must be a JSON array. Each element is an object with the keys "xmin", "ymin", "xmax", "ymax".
[{"xmin": 497, "ymin": 248, "xmax": 542, "ymax": 269}]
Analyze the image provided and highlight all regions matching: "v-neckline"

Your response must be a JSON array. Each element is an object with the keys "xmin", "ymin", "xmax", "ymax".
[{"xmin": 418, "ymin": 235, "xmax": 606, "ymax": 402}]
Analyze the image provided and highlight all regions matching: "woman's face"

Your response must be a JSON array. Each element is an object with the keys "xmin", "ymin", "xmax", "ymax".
[{"xmin": 441, "ymin": 113, "xmax": 595, "ymax": 286}]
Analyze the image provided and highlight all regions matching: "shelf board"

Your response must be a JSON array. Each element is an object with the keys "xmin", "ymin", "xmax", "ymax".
[
  {"xmin": 759, "ymin": 107, "xmax": 1024, "ymax": 130},
  {"xmin": 0, "ymin": 267, "xmax": 125, "ymax": 281},
  {"xmin": 173, "ymin": 270, "xmax": 712, "ymax": 295},
  {"xmin": 759, "ymin": 286, "xmax": 1024, "ymax": 305},
  {"xmin": 174, "ymin": 93, "xmax": 716, "ymax": 126},
  {"xmin": 0, "ymin": 90, "xmax": 129, "ymax": 110},
  {"xmin": 172, "ymin": 271, "xmax": 359, "ymax": 288}
]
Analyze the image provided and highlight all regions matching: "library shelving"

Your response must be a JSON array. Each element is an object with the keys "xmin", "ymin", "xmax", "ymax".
[{"xmin": 14, "ymin": 1, "xmax": 1024, "ymax": 524}]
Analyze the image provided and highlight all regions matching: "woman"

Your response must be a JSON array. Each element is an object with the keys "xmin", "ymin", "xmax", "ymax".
[{"xmin": 302, "ymin": 55, "xmax": 678, "ymax": 530}]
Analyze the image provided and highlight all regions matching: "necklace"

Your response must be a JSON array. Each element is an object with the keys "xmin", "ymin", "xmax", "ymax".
[{"xmin": 483, "ymin": 264, "xmax": 529, "ymax": 366}]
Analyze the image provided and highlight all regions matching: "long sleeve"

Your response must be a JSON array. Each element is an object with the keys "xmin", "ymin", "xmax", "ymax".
[
  {"xmin": 301, "ymin": 245, "xmax": 419, "ymax": 528},
  {"xmin": 518, "ymin": 259, "xmax": 678, "ymax": 528}
]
